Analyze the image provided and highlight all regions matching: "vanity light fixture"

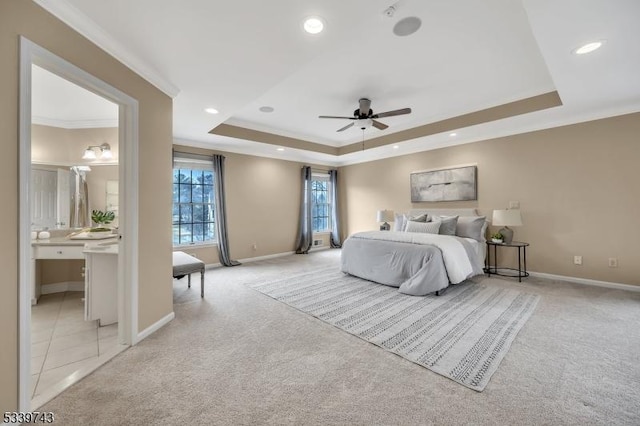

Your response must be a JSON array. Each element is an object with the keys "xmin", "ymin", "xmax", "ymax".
[
  {"xmin": 204, "ymin": 107, "xmax": 219, "ymax": 114},
  {"xmin": 276, "ymin": 147, "xmax": 285, "ymax": 151},
  {"xmin": 449, "ymin": 132, "xmax": 457, "ymax": 137},
  {"xmin": 82, "ymin": 143, "xmax": 112, "ymax": 160},
  {"xmin": 393, "ymin": 145, "xmax": 400, "ymax": 149}
]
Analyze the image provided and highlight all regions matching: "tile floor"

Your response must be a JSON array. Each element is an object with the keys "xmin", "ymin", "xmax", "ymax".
[{"xmin": 31, "ymin": 291, "xmax": 119, "ymax": 400}]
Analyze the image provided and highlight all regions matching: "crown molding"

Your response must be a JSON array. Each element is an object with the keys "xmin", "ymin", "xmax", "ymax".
[
  {"xmin": 33, "ymin": 0, "xmax": 180, "ymax": 98},
  {"xmin": 32, "ymin": 115, "xmax": 118, "ymax": 129}
]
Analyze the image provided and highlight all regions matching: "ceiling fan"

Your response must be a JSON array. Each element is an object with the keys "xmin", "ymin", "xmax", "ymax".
[{"xmin": 319, "ymin": 98, "xmax": 411, "ymax": 132}]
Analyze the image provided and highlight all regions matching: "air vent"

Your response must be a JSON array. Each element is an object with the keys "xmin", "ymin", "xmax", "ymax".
[{"xmin": 313, "ymin": 239, "xmax": 323, "ymax": 246}]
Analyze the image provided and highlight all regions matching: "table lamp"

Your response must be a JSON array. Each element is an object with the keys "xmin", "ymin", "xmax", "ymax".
[
  {"xmin": 492, "ymin": 209, "xmax": 522, "ymax": 244},
  {"xmin": 376, "ymin": 209, "xmax": 394, "ymax": 231}
]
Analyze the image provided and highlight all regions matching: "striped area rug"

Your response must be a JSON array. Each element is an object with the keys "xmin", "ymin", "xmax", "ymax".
[{"xmin": 249, "ymin": 268, "xmax": 540, "ymax": 391}]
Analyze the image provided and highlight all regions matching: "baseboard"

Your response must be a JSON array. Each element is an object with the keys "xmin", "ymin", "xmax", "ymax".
[
  {"xmin": 135, "ymin": 311, "xmax": 175, "ymax": 344},
  {"xmin": 238, "ymin": 251, "xmax": 295, "ymax": 264},
  {"xmin": 40, "ymin": 281, "xmax": 84, "ymax": 295},
  {"xmin": 529, "ymin": 271, "xmax": 640, "ymax": 292}
]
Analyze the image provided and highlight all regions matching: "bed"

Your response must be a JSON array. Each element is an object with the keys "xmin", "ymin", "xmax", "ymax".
[{"xmin": 340, "ymin": 208, "xmax": 487, "ymax": 296}]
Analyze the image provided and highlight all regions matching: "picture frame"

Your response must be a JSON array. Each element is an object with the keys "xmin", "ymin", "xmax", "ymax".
[{"xmin": 410, "ymin": 165, "xmax": 477, "ymax": 202}]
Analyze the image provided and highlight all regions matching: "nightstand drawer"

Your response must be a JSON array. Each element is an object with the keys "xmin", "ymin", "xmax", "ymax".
[{"xmin": 34, "ymin": 245, "xmax": 85, "ymax": 259}]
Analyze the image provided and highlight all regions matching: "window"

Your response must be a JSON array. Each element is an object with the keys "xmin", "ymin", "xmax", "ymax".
[
  {"xmin": 172, "ymin": 168, "xmax": 215, "ymax": 245},
  {"xmin": 311, "ymin": 175, "xmax": 331, "ymax": 232}
]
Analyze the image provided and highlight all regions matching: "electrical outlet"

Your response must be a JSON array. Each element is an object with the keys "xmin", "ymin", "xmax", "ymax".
[
  {"xmin": 509, "ymin": 200, "xmax": 520, "ymax": 209},
  {"xmin": 252, "ymin": 243, "xmax": 257, "ymax": 250},
  {"xmin": 608, "ymin": 258, "xmax": 618, "ymax": 268},
  {"xmin": 574, "ymin": 255, "xmax": 583, "ymax": 265}
]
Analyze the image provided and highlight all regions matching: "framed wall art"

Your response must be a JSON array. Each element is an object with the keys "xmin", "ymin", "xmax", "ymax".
[{"xmin": 410, "ymin": 165, "xmax": 477, "ymax": 202}]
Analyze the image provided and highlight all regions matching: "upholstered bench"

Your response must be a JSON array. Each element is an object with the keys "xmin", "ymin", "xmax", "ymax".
[{"xmin": 172, "ymin": 251, "xmax": 205, "ymax": 297}]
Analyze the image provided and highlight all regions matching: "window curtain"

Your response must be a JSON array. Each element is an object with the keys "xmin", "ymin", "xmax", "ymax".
[
  {"xmin": 329, "ymin": 169, "xmax": 342, "ymax": 248},
  {"xmin": 295, "ymin": 166, "xmax": 313, "ymax": 254},
  {"xmin": 213, "ymin": 155, "xmax": 240, "ymax": 266}
]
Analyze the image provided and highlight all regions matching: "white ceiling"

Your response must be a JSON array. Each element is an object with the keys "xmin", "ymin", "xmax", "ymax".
[
  {"xmin": 33, "ymin": 0, "xmax": 640, "ymax": 166},
  {"xmin": 31, "ymin": 64, "xmax": 118, "ymax": 128}
]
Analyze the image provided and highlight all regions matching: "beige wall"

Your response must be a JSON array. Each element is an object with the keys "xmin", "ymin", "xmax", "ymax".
[
  {"xmin": 172, "ymin": 145, "xmax": 332, "ymax": 264},
  {"xmin": 339, "ymin": 113, "xmax": 640, "ymax": 286},
  {"xmin": 1, "ymin": 0, "xmax": 173, "ymax": 410},
  {"xmin": 31, "ymin": 124, "xmax": 119, "ymax": 165}
]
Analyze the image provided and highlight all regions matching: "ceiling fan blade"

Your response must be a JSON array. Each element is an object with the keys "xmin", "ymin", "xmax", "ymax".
[
  {"xmin": 371, "ymin": 120, "xmax": 389, "ymax": 130},
  {"xmin": 337, "ymin": 122, "xmax": 355, "ymax": 132},
  {"xmin": 359, "ymin": 98, "xmax": 371, "ymax": 117},
  {"xmin": 371, "ymin": 107, "xmax": 412, "ymax": 119},
  {"xmin": 319, "ymin": 115, "xmax": 356, "ymax": 120}
]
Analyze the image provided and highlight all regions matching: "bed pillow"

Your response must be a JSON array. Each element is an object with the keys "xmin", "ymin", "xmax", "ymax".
[
  {"xmin": 431, "ymin": 215, "xmax": 458, "ymax": 236},
  {"xmin": 401, "ymin": 213, "xmax": 429, "ymax": 231},
  {"xmin": 392, "ymin": 213, "xmax": 405, "ymax": 231},
  {"xmin": 455, "ymin": 216, "xmax": 487, "ymax": 241},
  {"xmin": 405, "ymin": 220, "xmax": 441, "ymax": 234}
]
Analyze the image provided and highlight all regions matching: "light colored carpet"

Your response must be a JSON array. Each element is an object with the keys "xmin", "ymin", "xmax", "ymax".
[
  {"xmin": 249, "ymin": 268, "xmax": 539, "ymax": 391},
  {"xmin": 41, "ymin": 250, "xmax": 640, "ymax": 425}
]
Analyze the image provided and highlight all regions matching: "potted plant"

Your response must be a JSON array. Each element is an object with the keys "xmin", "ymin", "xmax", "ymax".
[
  {"xmin": 89, "ymin": 209, "xmax": 115, "ymax": 237},
  {"xmin": 491, "ymin": 232, "xmax": 503, "ymax": 243}
]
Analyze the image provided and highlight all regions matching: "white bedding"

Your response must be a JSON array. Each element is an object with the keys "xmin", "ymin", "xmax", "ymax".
[{"xmin": 351, "ymin": 231, "xmax": 484, "ymax": 284}]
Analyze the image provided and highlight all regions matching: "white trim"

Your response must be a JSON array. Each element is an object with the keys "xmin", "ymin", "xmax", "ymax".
[
  {"xmin": 18, "ymin": 36, "xmax": 33, "ymax": 416},
  {"xmin": 529, "ymin": 271, "xmax": 640, "ymax": 293},
  {"xmin": 32, "ymin": 0, "xmax": 179, "ymax": 98},
  {"xmin": 135, "ymin": 312, "xmax": 175, "ymax": 343},
  {"xmin": 39, "ymin": 281, "xmax": 84, "ymax": 294},
  {"xmin": 238, "ymin": 251, "xmax": 296, "ymax": 263},
  {"xmin": 18, "ymin": 38, "xmax": 140, "ymax": 411}
]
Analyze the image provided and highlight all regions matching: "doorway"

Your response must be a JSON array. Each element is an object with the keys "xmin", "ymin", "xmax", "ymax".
[{"xmin": 19, "ymin": 38, "xmax": 140, "ymax": 411}]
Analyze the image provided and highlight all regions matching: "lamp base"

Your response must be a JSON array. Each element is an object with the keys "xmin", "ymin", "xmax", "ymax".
[
  {"xmin": 499, "ymin": 227, "xmax": 514, "ymax": 244},
  {"xmin": 380, "ymin": 222, "xmax": 390, "ymax": 231}
]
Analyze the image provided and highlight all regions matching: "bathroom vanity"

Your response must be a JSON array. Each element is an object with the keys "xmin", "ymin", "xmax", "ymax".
[{"xmin": 31, "ymin": 235, "xmax": 118, "ymax": 326}]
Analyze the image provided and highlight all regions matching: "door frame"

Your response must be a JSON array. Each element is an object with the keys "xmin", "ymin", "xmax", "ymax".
[{"xmin": 18, "ymin": 37, "xmax": 139, "ymax": 410}]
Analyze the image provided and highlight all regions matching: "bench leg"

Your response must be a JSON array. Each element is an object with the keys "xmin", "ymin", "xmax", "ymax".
[
  {"xmin": 200, "ymin": 268, "xmax": 204, "ymax": 298},
  {"xmin": 187, "ymin": 273, "xmax": 191, "ymax": 288}
]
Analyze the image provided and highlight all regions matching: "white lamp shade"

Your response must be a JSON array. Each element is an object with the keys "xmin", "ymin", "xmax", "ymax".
[
  {"xmin": 100, "ymin": 148, "xmax": 113, "ymax": 159},
  {"xmin": 376, "ymin": 209, "xmax": 395, "ymax": 222},
  {"xmin": 492, "ymin": 209, "xmax": 523, "ymax": 227},
  {"xmin": 82, "ymin": 148, "xmax": 96, "ymax": 160}
]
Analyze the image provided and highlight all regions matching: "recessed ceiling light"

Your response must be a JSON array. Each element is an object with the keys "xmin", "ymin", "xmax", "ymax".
[
  {"xmin": 204, "ymin": 108, "xmax": 219, "ymax": 114},
  {"xmin": 393, "ymin": 17, "xmax": 422, "ymax": 37},
  {"xmin": 449, "ymin": 132, "xmax": 457, "ymax": 137},
  {"xmin": 393, "ymin": 145, "xmax": 400, "ymax": 149},
  {"xmin": 573, "ymin": 41, "xmax": 604, "ymax": 55},
  {"xmin": 259, "ymin": 106, "xmax": 275, "ymax": 113},
  {"xmin": 303, "ymin": 16, "xmax": 325, "ymax": 34},
  {"xmin": 276, "ymin": 147, "xmax": 285, "ymax": 151}
]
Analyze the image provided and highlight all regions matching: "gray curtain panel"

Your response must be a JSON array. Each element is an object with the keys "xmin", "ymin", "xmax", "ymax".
[
  {"xmin": 213, "ymin": 155, "xmax": 240, "ymax": 266},
  {"xmin": 329, "ymin": 169, "xmax": 342, "ymax": 248},
  {"xmin": 295, "ymin": 166, "xmax": 313, "ymax": 254}
]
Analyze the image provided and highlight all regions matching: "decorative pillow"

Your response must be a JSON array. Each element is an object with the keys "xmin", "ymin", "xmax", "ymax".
[
  {"xmin": 392, "ymin": 213, "xmax": 406, "ymax": 232},
  {"xmin": 431, "ymin": 215, "xmax": 458, "ymax": 236},
  {"xmin": 401, "ymin": 213, "xmax": 429, "ymax": 231},
  {"xmin": 455, "ymin": 216, "xmax": 487, "ymax": 241},
  {"xmin": 405, "ymin": 220, "xmax": 441, "ymax": 234}
]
